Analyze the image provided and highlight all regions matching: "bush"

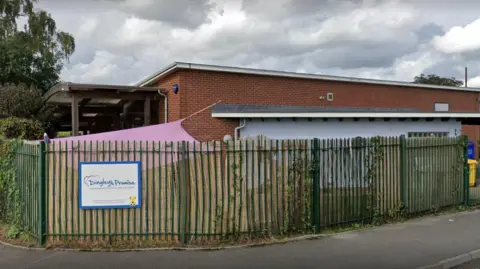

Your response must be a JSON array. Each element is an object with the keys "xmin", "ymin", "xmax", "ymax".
[
  {"xmin": 0, "ymin": 117, "xmax": 43, "ymax": 140},
  {"xmin": 0, "ymin": 84, "xmax": 55, "ymax": 136},
  {"xmin": 0, "ymin": 140, "xmax": 20, "ymax": 225}
]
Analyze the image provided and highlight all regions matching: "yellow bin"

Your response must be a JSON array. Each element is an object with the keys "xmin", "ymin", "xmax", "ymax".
[{"xmin": 468, "ymin": 159, "xmax": 478, "ymax": 187}]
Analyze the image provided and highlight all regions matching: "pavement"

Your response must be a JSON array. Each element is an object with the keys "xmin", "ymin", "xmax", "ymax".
[
  {"xmin": 454, "ymin": 258, "xmax": 480, "ymax": 269},
  {"xmin": 3, "ymin": 210, "xmax": 480, "ymax": 269}
]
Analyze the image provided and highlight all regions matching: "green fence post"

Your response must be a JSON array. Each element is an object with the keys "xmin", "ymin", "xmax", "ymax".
[
  {"xmin": 312, "ymin": 139, "xmax": 320, "ymax": 233},
  {"xmin": 38, "ymin": 141, "xmax": 46, "ymax": 245},
  {"xmin": 400, "ymin": 135, "xmax": 407, "ymax": 211},
  {"xmin": 178, "ymin": 142, "xmax": 190, "ymax": 245},
  {"xmin": 463, "ymin": 136, "xmax": 470, "ymax": 206}
]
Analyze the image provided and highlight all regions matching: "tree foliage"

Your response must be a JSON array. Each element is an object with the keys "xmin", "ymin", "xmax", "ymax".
[
  {"xmin": 0, "ymin": 0, "xmax": 75, "ymax": 93},
  {"xmin": 0, "ymin": 117, "xmax": 43, "ymax": 140},
  {"xmin": 0, "ymin": 84, "xmax": 55, "ymax": 135},
  {"xmin": 0, "ymin": 83, "xmax": 51, "ymax": 117},
  {"xmin": 413, "ymin": 74, "xmax": 463, "ymax": 87}
]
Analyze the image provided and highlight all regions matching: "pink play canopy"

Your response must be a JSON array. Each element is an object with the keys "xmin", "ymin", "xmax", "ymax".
[{"xmin": 52, "ymin": 120, "xmax": 197, "ymax": 142}]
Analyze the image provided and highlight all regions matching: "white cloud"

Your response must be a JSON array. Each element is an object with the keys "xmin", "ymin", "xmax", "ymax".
[
  {"xmin": 433, "ymin": 18, "xmax": 480, "ymax": 54},
  {"xmin": 390, "ymin": 50, "xmax": 444, "ymax": 81},
  {"xmin": 33, "ymin": 0, "xmax": 480, "ymax": 86},
  {"xmin": 468, "ymin": 76, "xmax": 480, "ymax": 87},
  {"xmin": 310, "ymin": 1, "xmax": 418, "ymax": 45},
  {"xmin": 105, "ymin": 0, "xmax": 217, "ymax": 28},
  {"xmin": 76, "ymin": 17, "xmax": 99, "ymax": 39},
  {"xmin": 61, "ymin": 51, "xmax": 133, "ymax": 83},
  {"xmin": 113, "ymin": 17, "xmax": 167, "ymax": 48}
]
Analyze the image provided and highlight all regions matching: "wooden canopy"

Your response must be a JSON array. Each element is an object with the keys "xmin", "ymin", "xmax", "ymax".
[{"xmin": 43, "ymin": 83, "xmax": 167, "ymax": 136}]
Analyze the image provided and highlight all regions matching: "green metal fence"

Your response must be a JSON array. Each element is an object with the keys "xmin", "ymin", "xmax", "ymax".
[
  {"xmin": 0, "ymin": 141, "xmax": 42, "ymax": 241},
  {"xmin": 15, "ymin": 142, "xmax": 42, "ymax": 240},
  {"xmin": 404, "ymin": 137, "xmax": 467, "ymax": 214},
  {"xmin": 0, "ymin": 135, "xmax": 471, "ymax": 245}
]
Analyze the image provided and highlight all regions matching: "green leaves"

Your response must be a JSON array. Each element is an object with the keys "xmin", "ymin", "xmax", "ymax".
[
  {"xmin": 0, "ymin": 84, "xmax": 56, "ymax": 137},
  {"xmin": 0, "ymin": 140, "xmax": 22, "ymax": 228},
  {"xmin": 0, "ymin": 0, "xmax": 35, "ymax": 37},
  {"xmin": 413, "ymin": 74, "xmax": 464, "ymax": 87},
  {"xmin": 0, "ymin": 117, "xmax": 44, "ymax": 140},
  {"xmin": 0, "ymin": 84, "xmax": 53, "ymax": 118},
  {"xmin": 0, "ymin": 0, "xmax": 75, "ymax": 92}
]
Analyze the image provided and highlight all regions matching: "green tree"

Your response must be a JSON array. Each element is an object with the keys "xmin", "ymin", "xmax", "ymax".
[
  {"xmin": 0, "ymin": 84, "xmax": 52, "ymax": 119},
  {"xmin": 413, "ymin": 74, "xmax": 463, "ymax": 87},
  {"xmin": 0, "ymin": 84, "xmax": 56, "ymax": 135},
  {"xmin": 0, "ymin": 0, "xmax": 75, "ymax": 93}
]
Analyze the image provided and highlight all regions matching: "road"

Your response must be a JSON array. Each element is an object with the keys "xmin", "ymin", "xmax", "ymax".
[
  {"xmin": 455, "ymin": 258, "xmax": 480, "ymax": 269},
  {"xmin": 3, "ymin": 210, "xmax": 480, "ymax": 269}
]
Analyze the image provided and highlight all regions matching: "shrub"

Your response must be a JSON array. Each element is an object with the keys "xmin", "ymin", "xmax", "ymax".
[
  {"xmin": 0, "ymin": 140, "xmax": 20, "ymax": 226},
  {"xmin": 0, "ymin": 84, "xmax": 56, "ymax": 136},
  {"xmin": 0, "ymin": 117, "xmax": 43, "ymax": 140}
]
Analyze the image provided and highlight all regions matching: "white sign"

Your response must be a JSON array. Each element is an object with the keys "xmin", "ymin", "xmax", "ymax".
[{"xmin": 79, "ymin": 161, "xmax": 142, "ymax": 209}]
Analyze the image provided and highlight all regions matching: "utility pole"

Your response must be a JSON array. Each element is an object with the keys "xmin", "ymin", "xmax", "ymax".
[{"xmin": 465, "ymin": 66, "xmax": 468, "ymax": 87}]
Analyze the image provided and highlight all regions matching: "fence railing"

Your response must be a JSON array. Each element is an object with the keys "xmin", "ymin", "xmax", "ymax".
[
  {"xmin": 0, "ymin": 141, "xmax": 41, "ymax": 239},
  {"xmin": 0, "ymin": 135, "xmax": 470, "ymax": 245}
]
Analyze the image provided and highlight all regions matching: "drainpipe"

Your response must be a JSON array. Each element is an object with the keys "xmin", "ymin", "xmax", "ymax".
[
  {"xmin": 235, "ymin": 118, "xmax": 246, "ymax": 140},
  {"xmin": 157, "ymin": 89, "xmax": 168, "ymax": 123}
]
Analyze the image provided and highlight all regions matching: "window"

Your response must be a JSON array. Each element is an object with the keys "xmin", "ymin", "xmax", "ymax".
[
  {"xmin": 434, "ymin": 102, "xmax": 449, "ymax": 112},
  {"xmin": 326, "ymin": 93, "xmax": 334, "ymax": 101},
  {"xmin": 407, "ymin": 132, "xmax": 449, "ymax": 138}
]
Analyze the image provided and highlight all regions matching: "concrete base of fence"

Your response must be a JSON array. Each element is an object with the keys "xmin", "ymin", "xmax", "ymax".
[
  {"xmin": 1, "ymin": 229, "xmax": 378, "ymax": 252},
  {"xmin": 0, "ymin": 240, "xmax": 45, "ymax": 251}
]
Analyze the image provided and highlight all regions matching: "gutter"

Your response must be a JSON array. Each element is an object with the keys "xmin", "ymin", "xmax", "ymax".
[
  {"xmin": 136, "ymin": 66, "xmax": 172, "ymax": 124},
  {"xmin": 158, "ymin": 89, "xmax": 168, "ymax": 123},
  {"xmin": 234, "ymin": 118, "xmax": 246, "ymax": 140}
]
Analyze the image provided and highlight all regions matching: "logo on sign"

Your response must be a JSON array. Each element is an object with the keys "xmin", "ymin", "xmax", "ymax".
[
  {"xmin": 83, "ymin": 175, "xmax": 136, "ymax": 189},
  {"xmin": 129, "ymin": 196, "xmax": 137, "ymax": 206}
]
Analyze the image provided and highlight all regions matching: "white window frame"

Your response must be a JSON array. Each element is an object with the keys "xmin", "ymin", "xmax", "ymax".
[{"xmin": 326, "ymin": 93, "xmax": 334, "ymax": 101}]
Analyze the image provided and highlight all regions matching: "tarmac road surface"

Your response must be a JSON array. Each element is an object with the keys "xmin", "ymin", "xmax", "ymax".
[{"xmin": 3, "ymin": 210, "xmax": 480, "ymax": 269}]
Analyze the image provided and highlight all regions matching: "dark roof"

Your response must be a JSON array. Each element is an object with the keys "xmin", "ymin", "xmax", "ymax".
[{"xmin": 211, "ymin": 104, "xmax": 420, "ymax": 114}]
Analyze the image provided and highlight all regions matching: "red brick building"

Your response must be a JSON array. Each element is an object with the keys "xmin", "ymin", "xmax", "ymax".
[{"xmin": 137, "ymin": 62, "xmax": 480, "ymax": 147}]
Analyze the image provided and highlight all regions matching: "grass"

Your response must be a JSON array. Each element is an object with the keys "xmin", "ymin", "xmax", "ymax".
[
  {"xmin": 44, "ymin": 235, "xmax": 277, "ymax": 251},
  {"xmin": 0, "ymin": 221, "xmax": 38, "ymax": 248}
]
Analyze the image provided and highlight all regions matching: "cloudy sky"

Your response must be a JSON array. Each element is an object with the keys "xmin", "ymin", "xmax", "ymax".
[{"xmin": 36, "ymin": 0, "xmax": 480, "ymax": 86}]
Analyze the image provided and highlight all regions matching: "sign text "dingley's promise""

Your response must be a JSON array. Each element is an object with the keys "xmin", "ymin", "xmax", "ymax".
[{"xmin": 83, "ymin": 175, "xmax": 136, "ymax": 189}]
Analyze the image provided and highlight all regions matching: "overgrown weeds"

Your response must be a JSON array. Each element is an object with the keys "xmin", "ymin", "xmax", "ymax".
[{"xmin": 0, "ymin": 140, "xmax": 24, "ymax": 239}]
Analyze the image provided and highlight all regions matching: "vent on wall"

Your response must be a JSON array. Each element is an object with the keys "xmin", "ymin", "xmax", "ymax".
[
  {"xmin": 327, "ymin": 93, "xmax": 334, "ymax": 101},
  {"xmin": 434, "ymin": 102, "xmax": 449, "ymax": 112}
]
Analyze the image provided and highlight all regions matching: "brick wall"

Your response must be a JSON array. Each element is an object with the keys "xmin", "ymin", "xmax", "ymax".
[
  {"xmin": 157, "ymin": 69, "xmax": 480, "ymax": 156},
  {"xmin": 157, "ymin": 72, "xmax": 182, "ymax": 123}
]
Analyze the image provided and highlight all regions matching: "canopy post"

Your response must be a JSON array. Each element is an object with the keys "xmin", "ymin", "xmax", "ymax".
[
  {"xmin": 144, "ymin": 97, "xmax": 151, "ymax": 126},
  {"xmin": 71, "ymin": 94, "xmax": 79, "ymax": 136}
]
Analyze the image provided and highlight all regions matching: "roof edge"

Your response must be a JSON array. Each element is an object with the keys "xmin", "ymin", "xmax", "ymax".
[
  {"xmin": 43, "ymin": 82, "xmax": 162, "ymax": 103},
  {"xmin": 212, "ymin": 112, "xmax": 480, "ymax": 118},
  {"xmin": 136, "ymin": 61, "xmax": 480, "ymax": 93},
  {"xmin": 136, "ymin": 62, "xmax": 180, "ymax": 86},
  {"xmin": 43, "ymin": 82, "xmax": 70, "ymax": 103},
  {"xmin": 211, "ymin": 104, "xmax": 420, "ymax": 113}
]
